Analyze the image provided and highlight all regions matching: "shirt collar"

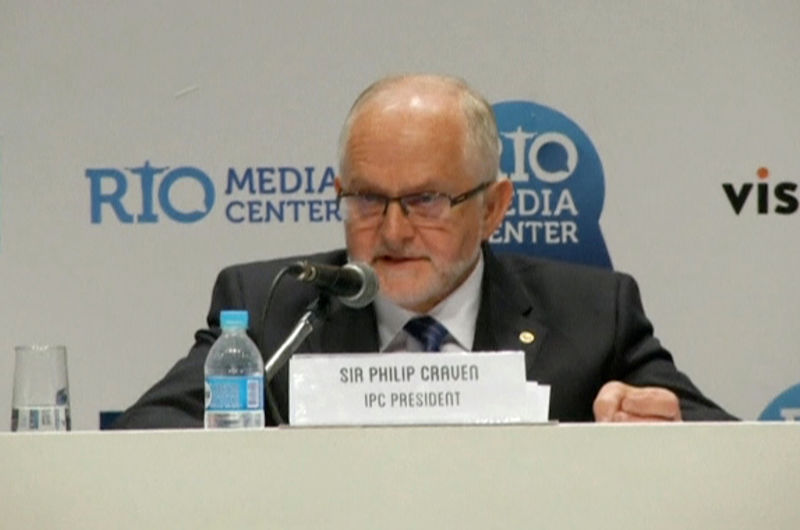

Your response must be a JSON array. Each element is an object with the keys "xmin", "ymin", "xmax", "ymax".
[{"xmin": 373, "ymin": 253, "xmax": 484, "ymax": 351}]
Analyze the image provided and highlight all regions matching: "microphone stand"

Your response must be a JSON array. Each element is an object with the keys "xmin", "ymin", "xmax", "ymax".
[{"xmin": 264, "ymin": 294, "xmax": 331, "ymax": 383}]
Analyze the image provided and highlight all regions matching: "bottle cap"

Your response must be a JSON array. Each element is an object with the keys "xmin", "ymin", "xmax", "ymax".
[{"xmin": 219, "ymin": 310, "xmax": 249, "ymax": 330}]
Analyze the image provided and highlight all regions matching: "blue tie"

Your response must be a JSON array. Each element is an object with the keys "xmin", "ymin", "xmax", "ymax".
[{"xmin": 403, "ymin": 316, "xmax": 450, "ymax": 352}]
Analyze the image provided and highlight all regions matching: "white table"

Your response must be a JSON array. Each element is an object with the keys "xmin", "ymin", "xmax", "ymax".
[{"xmin": 1, "ymin": 423, "xmax": 797, "ymax": 529}]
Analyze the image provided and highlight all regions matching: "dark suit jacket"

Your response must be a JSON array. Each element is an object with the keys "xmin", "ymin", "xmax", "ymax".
[{"xmin": 114, "ymin": 246, "xmax": 735, "ymax": 428}]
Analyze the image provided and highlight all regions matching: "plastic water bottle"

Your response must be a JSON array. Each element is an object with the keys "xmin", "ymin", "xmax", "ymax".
[{"xmin": 204, "ymin": 310, "xmax": 265, "ymax": 428}]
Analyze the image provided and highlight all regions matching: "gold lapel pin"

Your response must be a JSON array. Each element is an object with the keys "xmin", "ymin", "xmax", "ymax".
[{"xmin": 519, "ymin": 331, "xmax": 535, "ymax": 344}]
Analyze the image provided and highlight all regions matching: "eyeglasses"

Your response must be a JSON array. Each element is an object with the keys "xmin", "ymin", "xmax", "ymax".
[{"xmin": 337, "ymin": 181, "xmax": 492, "ymax": 227}]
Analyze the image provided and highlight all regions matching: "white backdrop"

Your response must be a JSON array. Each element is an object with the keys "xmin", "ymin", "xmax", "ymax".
[{"xmin": 2, "ymin": 1, "xmax": 798, "ymax": 429}]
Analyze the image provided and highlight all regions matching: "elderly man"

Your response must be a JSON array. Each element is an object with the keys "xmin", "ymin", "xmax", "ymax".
[{"xmin": 115, "ymin": 74, "xmax": 733, "ymax": 428}]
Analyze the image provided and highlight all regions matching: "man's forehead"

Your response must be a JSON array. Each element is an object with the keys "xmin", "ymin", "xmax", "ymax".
[{"xmin": 343, "ymin": 172, "xmax": 445, "ymax": 193}]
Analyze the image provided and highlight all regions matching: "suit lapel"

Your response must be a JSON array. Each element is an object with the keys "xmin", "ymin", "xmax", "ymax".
[
  {"xmin": 473, "ymin": 247, "xmax": 549, "ymax": 376},
  {"xmin": 307, "ymin": 299, "xmax": 380, "ymax": 353}
]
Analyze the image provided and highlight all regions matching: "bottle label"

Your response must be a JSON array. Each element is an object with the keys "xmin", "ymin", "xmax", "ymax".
[
  {"xmin": 11, "ymin": 406, "xmax": 71, "ymax": 431},
  {"xmin": 205, "ymin": 376, "xmax": 264, "ymax": 411}
]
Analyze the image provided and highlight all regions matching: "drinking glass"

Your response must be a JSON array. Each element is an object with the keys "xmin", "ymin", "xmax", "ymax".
[{"xmin": 11, "ymin": 345, "xmax": 71, "ymax": 431}]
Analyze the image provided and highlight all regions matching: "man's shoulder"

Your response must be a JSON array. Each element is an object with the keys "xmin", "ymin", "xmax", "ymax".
[
  {"xmin": 487, "ymin": 251, "xmax": 640, "ymax": 324},
  {"xmin": 493, "ymin": 251, "xmax": 628, "ymax": 284}
]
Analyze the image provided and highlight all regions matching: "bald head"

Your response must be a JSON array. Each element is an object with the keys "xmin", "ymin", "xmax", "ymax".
[{"xmin": 338, "ymin": 74, "xmax": 500, "ymax": 184}]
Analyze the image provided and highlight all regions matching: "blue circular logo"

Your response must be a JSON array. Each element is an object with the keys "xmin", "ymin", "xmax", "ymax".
[
  {"xmin": 490, "ymin": 101, "xmax": 611, "ymax": 268},
  {"xmin": 759, "ymin": 383, "xmax": 800, "ymax": 421}
]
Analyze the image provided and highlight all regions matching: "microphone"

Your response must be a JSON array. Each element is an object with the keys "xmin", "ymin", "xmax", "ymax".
[{"xmin": 288, "ymin": 261, "xmax": 378, "ymax": 308}]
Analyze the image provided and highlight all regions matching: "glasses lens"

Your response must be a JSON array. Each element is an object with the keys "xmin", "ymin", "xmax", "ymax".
[
  {"xmin": 340, "ymin": 195, "xmax": 385, "ymax": 223},
  {"xmin": 403, "ymin": 193, "xmax": 448, "ymax": 220}
]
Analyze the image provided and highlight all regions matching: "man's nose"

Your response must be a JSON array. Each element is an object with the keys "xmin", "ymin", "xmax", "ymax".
[{"xmin": 379, "ymin": 200, "xmax": 415, "ymax": 243}]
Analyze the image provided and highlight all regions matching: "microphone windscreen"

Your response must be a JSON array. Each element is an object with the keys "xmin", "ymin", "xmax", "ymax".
[{"xmin": 339, "ymin": 262, "xmax": 379, "ymax": 308}]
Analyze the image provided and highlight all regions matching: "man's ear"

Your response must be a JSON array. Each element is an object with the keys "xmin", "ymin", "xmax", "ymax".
[{"xmin": 481, "ymin": 178, "xmax": 513, "ymax": 240}]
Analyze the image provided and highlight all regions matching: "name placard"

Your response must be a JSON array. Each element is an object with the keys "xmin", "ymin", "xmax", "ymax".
[{"xmin": 289, "ymin": 351, "xmax": 533, "ymax": 426}]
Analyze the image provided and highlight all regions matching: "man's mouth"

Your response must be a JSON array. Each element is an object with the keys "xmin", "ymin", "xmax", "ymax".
[{"xmin": 375, "ymin": 255, "xmax": 424, "ymax": 265}]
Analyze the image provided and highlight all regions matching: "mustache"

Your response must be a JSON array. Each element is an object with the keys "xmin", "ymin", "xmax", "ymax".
[{"xmin": 370, "ymin": 245, "xmax": 430, "ymax": 261}]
